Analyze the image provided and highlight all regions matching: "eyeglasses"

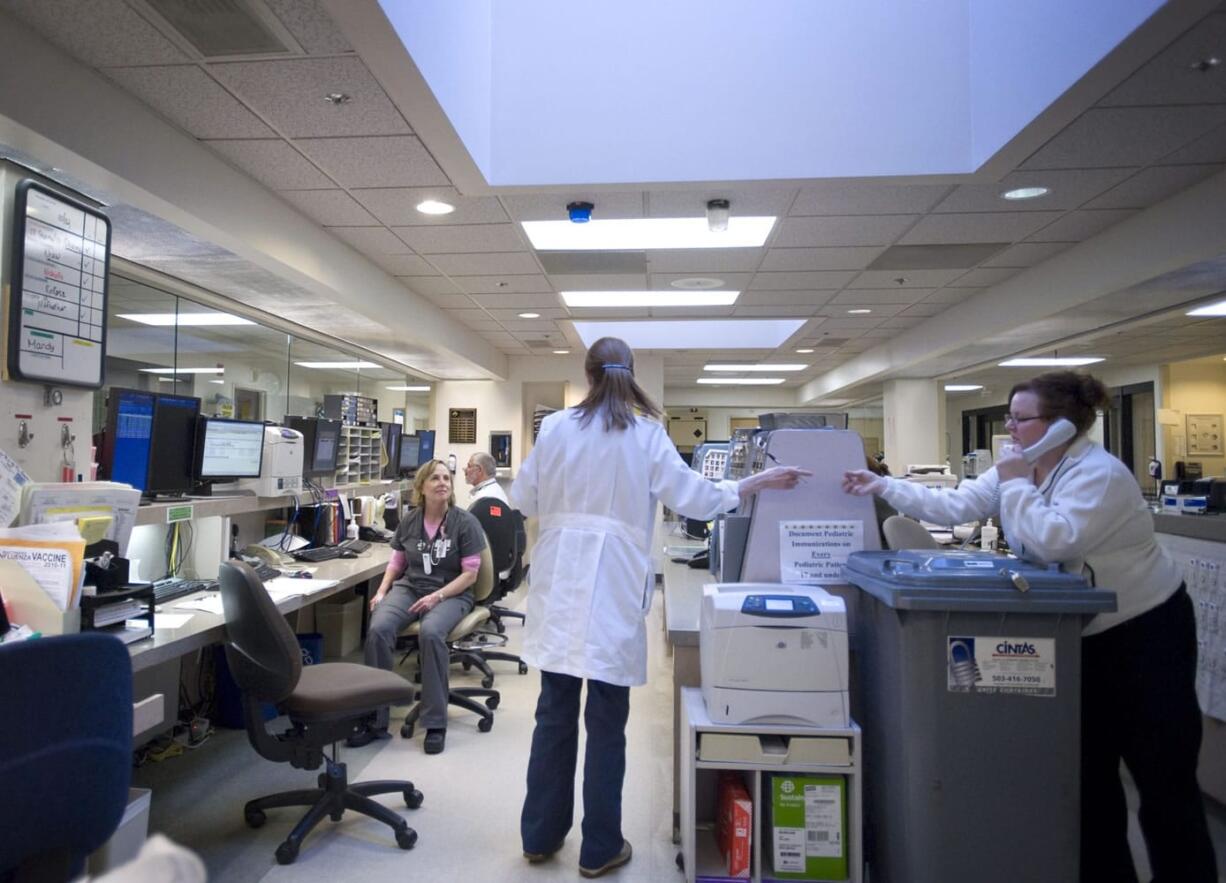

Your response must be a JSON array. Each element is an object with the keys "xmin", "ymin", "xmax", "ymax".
[{"xmin": 1004, "ymin": 413, "xmax": 1046, "ymax": 427}]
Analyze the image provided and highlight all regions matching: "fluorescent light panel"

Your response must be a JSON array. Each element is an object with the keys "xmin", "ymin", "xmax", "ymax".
[
  {"xmin": 945, "ymin": 384, "xmax": 983, "ymax": 391},
  {"xmin": 563, "ymin": 290, "xmax": 739, "ymax": 308},
  {"xmin": 523, "ymin": 216, "xmax": 776, "ymax": 250},
  {"xmin": 294, "ymin": 361, "xmax": 380, "ymax": 369},
  {"xmin": 1187, "ymin": 299, "xmax": 1226, "ymax": 317},
  {"xmin": 139, "ymin": 366, "xmax": 225, "ymax": 374},
  {"xmin": 998, "ymin": 357, "xmax": 1104, "ymax": 367},
  {"xmin": 574, "ymin": 319, "xmax": 805, "ymax": 350},
  {"xmin": 704, "ymin": 363, "xmax": 807, "ymax": 372},
  {"xmin": 119, "ymin": 312, "xmax": 253, "ymax": 326},
  {"xmin": 386, "ymin": 385, "xmax": 430, "ymax": 391},
  {"xmin": 696, "ymin": 377, "xmax": 786, "ymax": 385}
]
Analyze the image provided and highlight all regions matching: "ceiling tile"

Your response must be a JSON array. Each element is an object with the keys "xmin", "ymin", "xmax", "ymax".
[
  {"xmin": 790, "ymin": 182, "xmax": 950, "ymax": 216},
  {"xmin": 205, "ymin": 139, "xmax": 333, "ymax": 189},
  {"xmin": 848, "ymin": 269, "xmax": 962, "ymax": 288},
  {"xmin": 645, "ymin": 248, "xmax": 765, "ymax": 273},
  {"xmin": 760, "ymin": 246, "xmax": 885, "ymax": 272},
  {"xmin": 369, "ymin": 253, "xmax": 435, "ymax": 275},
  {"xmin": 814, "ymin": 317, "xmax": 883, "ymax": 331},
  {"xmin": 355, "ymin": 187, "xmax": 507, "ymax": 226},
  {"xmin": 500, "ymin": 319, "xmax": 564, "ymax": 333},
  {"xmin": 500, "ymin": 192, "xmax": 645, "ymax": 221},
  {"xmin": 877, "ymin": 317, "xmax": 923, "ymax": 330},
  {"xmin": 401, "ymin": 276, "xmax": 462, "ymax": 296},
  {"xmin": 1100, "ymin": 15, "xmax": 1226, "ymax": 107},
  {"xmin": 731, "ymin": 304, "xmax": 819, "ymax": 317},
  {"xmin": 484, "ymin": 307, "xmax": 569, "ymax": 321},
  {"xmin": 429, "ymin": 252, "xmax": 541, "ymax": 276},
  {"xmin": 281, "ymin": 189, "xmax": 377, "ymax": 226},
  {"xmin": 479, "ymin": 331, "xmax": 521, "ymax": 344},
  {"xmin": 1021, "ymin": 106, "xmax": 1226, "ymax": 169},
  {"xmin": 900, "ymin": 211, "xmax": 1062, "ymax": 244},
  {"xmin": 772, "ymin": 215, "xmax": 918, "ymax": 248},
  {"xmin": 395, "ymin": 224, "xmax": 526, "ymax": 254},
  {"xmin": 295, "ymin": 136, "xmax": 449, "ymax": 188},
  {"xmin": 468, "ymin": 292, "xmax": 563, "ymax": 309},
  {"xmin": 749, "ymin": 270, "xmax": 858, "ymax": 290},
  {"xmin": 900, "ymin": 302, "xmax": 948, "ymax": 318},
  {"xmin": 454, "ymin": 275, "xmax": 553, "ymax": 294},
  {"xmin": 738, "ymin": 290, "xmax": 836, "ymax": 307},
  {"xmin": 1163, "ymin": 122, "xmax": 1226, "ymax": 164},
  {"xmin": 650, "ymin": 272, "xmax": 753, "ymax": 290},
  {"xmin": 4, "ymin": 0, "xmax": 190, "ymax": 66},
  {"xmin": 211, "ymin": 57, "xmax": 409, "ymax": 138},
  {"xmin": 264, "ymin": 0, "xmax": 352, "ymax": 54},
  {"xmin": 830, "ymin": 288, "xmax": 930, "ymax": 305},
  {"xmin": 950, "ymin": 267, "xmax": 1021, "ymax": 287},
  {"xmin": 550, "ymin": 273, "xmax": 648, "ymax": 290},
  {"xmin": 932, "ymin": 168, "xmax": 1135, "ymax": 213},
  {"xmin": 925, "ymin": 287, "xmax": 982, "ymax": 303},
  {"xmin": 982, "ymin": 242, "xmax": 1075, "ymax": 267},
  {"xmin": 104, "ymin": 65, "xmax": 275, "ymax": 139},
  {"xmin": 821, "ymin": 300, "xmax": 910, "ymax": 316},
  {"xmin": 1027, "ymin": 209, "xmax": 1138, "ymax": 242},
  {"xmin": 327, "ymin": 225, "xmax": 411, "ymax": 254},
  {"xmin": 1085, "ymin": 164, "xmax": 1226, "ymax": 209},
  {"xmin": 539, "ymin": 252, "xmax": 646, "ymax": 275},
  {"xmin": 646, "ymin": 187, "xmax": 796, "ymax": 218},
  {"xmin": 414, "ymin": 290, "xmax": 476, "ymax": 309}
]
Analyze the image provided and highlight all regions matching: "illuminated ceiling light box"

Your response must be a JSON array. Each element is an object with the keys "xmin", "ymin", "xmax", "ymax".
[
  {"xmin": 696, "ymin": 377, "xmax": 786, "ymax": 385},
  {"xmin": 997, "ymin": 357, "xmax": 1104, "ymax": 367},
  {"xmin": 523, "ymin": 217, "xmax": 775, "ymax": 250},
  {"xmin": 294, "ymin": 361, "xmax": 381, "ymax": 369},
  {"xmin": 704, "ymin": 363, "xmax": 807, "ymax": 372},
  {"xmin": 573, "ymin": 319, "xmax": 805, "ymax": 350},
  {"xmin": 119, "ymin": 312, "xmax": 254, "ymax": 326},
  {"xmin": 563, "ymin": 290, "xmax": 739, "ymax": 308}
]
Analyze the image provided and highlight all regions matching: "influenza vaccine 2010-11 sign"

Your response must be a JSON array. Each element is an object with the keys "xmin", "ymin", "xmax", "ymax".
[
  {"xmin": 6, "ymin": 180, "xmax": 110, "ymax": 388},
  {"xmin": 779, "ymin": 520, "xmax": 863, "ymax": 583}
]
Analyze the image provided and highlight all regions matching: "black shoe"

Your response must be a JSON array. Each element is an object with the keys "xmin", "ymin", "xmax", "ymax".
[
  {"xmin": 423, "ymin": 728, "xmax": 446, "ymax": 754},
  {"xmin": 346, "ymin": 725, "xmax": 390, "ymax": 748}
]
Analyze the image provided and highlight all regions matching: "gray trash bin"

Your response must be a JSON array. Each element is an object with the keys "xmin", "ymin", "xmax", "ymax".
[{"xmin": 843, "ymin": 550, "xmax": 1116, "ymax": 883}]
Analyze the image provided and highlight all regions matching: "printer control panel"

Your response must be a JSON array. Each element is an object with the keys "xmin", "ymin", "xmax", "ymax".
[{"xmin": 739, "ymin": 594, "xmax": 819, "ymax": 618}]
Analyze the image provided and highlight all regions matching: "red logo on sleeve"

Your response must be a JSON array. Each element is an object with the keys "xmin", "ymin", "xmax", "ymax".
[{"xmin": 490, "ymin": 505, "xmax": 503, "ymax": 517}]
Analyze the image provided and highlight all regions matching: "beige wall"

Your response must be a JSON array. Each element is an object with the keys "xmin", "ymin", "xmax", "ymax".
[{"xmin": 1163, "ymin": 355, "xmax": 1226, "ymax": 477}]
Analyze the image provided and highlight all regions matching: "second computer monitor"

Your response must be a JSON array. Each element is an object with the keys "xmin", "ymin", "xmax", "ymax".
[
  {"xmin": 104, "ymin": 387, "xmax": 157, "ymax": 491},
  {"xmin": 195, "ymin": 417, "xmax": 265, "ymax": 481},
  {"xmin": 399, "ymin": 435, "xmax": 421, "ymax": 477},
  {"xmin": 380, "ymin": 421, "xmax": 402, "ymax": 480},
  {"xmin": 416, "ymin": 429, "xmax": 436, "ymax": 464},
  {"xmin": 146, "ymin": 394, "xmax": 202, "ymax": 497}
]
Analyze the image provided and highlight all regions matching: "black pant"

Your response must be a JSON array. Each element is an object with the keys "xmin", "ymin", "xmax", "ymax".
[{"xmin": 1081, "ymin": 586, "xmax": 1216, "ymax": 882}]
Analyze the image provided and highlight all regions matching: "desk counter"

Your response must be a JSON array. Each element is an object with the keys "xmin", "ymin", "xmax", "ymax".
[{"xmin": 663, "ymin": 558, "xmax": 711, "ymax": 649}]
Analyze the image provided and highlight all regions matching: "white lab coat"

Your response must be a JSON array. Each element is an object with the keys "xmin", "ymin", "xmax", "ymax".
[
  {"xmin": 511, "ymin": 408, "xmax": 739, "ymax": 686},
  {"xmin": 880, "ymin": 436, "xmax": 1181, "ymax": 635}
]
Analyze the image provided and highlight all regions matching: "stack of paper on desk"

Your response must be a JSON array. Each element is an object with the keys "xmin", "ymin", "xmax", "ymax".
[{"xmin": 0, "ymin": 522, "xmax": 87, "ymax": 612}]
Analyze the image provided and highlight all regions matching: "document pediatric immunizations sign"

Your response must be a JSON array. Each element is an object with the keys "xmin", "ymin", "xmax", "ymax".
[
  {"xmin": 6, "ymin": 180, "xmax": 110, "ymax": 388},
  {"xmin": 779, "ymin": 520, "xmax": 863, "ymax": 584}
]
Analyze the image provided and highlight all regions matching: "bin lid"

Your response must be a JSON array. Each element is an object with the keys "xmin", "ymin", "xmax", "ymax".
[{"xmin": 842, "ymin": 550, "xmax": 1117, "ymax": 614}]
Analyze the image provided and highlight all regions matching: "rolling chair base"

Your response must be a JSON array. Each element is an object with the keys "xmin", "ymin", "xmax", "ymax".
[
  {"xmin": 244, "ymin": 757, "xmax": 423, "ymax": 864},
  {"xmin": 401, "ymin": 687, "xmax": 500, "ymax": 737}
]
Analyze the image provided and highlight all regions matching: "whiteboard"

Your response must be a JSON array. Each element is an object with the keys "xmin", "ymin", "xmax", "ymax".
[{"xmin": 6, "ymin": 180, "xmax": 110, "ymax": 388}]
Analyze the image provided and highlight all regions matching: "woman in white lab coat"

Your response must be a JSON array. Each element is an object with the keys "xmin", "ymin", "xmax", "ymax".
[
  {"xmin": 842, "ymin": 372, "xmax": 1215, "ymax": 882},
  {"xmin": 512, "ymin": 336, "xmax": 809, "ymax": 877}
]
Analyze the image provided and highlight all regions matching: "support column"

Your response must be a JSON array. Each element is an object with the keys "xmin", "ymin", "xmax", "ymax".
[{"xmin": 883, "ymin": 379, "xmax": 945, "ymax": 474}]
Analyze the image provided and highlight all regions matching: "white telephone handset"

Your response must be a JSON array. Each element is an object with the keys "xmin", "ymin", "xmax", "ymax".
[{"xmin": 1020, "ymin": 417, "xmax": 1077, "ymax": 463}]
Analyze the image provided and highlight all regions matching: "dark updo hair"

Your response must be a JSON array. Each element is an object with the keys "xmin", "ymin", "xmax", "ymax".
[
  {"xmin": 573, "ymin": 336, "xmax": 662, "ymax": 431},
  {"xmin": 1009, "ymin": 371, "xmax": 1108, "ymax": 434}
]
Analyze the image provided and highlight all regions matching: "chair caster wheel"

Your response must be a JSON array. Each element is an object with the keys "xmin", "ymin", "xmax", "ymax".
[
  {"xmin": 478, "ymin": 716, "xmax": 493, "ymax": 733},
  {"xmin": 401, "ymin": 723, "xmax": 415, "ymax": 738},
  {"xmin": 495, "ymin": 622, "xmax": 506, "ymax": 634},
  {"xmin": 413, "ymin": 672, "xmax": 421, "ymax": 684},
  {"xmin": 481, "ymin": 675, "xmax": 494, "ymax": 689},
  {"xmin": 396, "ymin": 827, "xmax": 418, "ymax": 850},
  {"xmin": 404, "ymin": 788, "xmax": 424, "ymax": 809},
  {"xmin": 245, "ymin": 809, "xmax": 266, "ymax": 829},
  {"xmin": 275, "ymin": 841, "xmax": 299, "ymax": 865},
  {"xmin": 518, "ymin": 662, "xmax": 529, "ymax": 675},
  {"xmin": 485, "ymin": 695, "xmax": 500, "ymax": 710},
  {"xmin": 461, "ymin": 660, "xmax": 472, "ymax": 672}
]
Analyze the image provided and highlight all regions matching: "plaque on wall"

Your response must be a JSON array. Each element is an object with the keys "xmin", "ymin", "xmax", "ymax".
[{"xmin": 1186, "ymin": 413, "xmax": 1223, "ymax": 456}]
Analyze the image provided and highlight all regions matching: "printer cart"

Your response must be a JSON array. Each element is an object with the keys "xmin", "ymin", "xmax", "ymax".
[{"xmin": 679, "ymin": 688, "xmax": 862, "ymax": 883}]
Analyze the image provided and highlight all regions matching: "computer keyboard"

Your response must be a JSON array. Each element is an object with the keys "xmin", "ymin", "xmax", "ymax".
[
  {"xmin": 292, "ymin": 546, "xmax": 344, "ymax": 563},
  {"xmin": 340, "ymin": 538, "xmax": 371, "ymax": 553},
  {"xmin": 152, "ymin": 578, "xmax": 217, "ymax": 604}
]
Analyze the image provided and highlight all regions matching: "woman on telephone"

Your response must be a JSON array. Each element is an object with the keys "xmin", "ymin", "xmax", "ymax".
[{"xmin": 842, "ymin": 371, "xmax": 1214, "ymax": 881}]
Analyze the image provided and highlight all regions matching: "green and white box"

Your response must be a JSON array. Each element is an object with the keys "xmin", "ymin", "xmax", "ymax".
[{"xmin": 765, "ymin": 774, "xmax": 848, "ymax": 881}]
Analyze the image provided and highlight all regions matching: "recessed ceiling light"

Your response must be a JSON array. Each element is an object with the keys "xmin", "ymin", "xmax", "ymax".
[
  {"xmin": 945, "ymin": 384, "xmax": 984, "ymax": 392},
  {"xmin": 704, "ymin": 363, "xmax": 807, "ymax": 372},
  {"xmin": 1187, "ymin": 299, "xmax": 1226, "ymax": 316},
  {"xmin": 562, "ymin": 290, "xmax": 739, "ymax": 308},
  {"xmin": 671, "ymin": 277, "xmax": 725, "ymax": 290},
  {"xmin": 998, "ymin": 357, "xmax": 1104, "ymax": 367},
  {"xmin": 209, "ymin": 379, "xmax": 225, "ymax": 385},
  {"xmin": 1000, "ymin": 186, "xmax": 1050, "ymax": 201},
  {"xmin": 574, "ymin": 319, "xmax": 804, "ymax": 350},
  {"xmin": 119, "ymin": 312, "xmax": 253, "ymax": 326},
  {"xmin": 552, "ymin": 349, "xmax": 570, "ymax": 355},
  {"xmin": 522, "ymin": 216, "xmax": 776, "ymax": 250},
  {"xmin": 846, "ymin": 309, "xmax": 873, "ymax": 315},
  {"xmin": 696, "ymin": 377, "xmax": 786, "ymax": 385},
  {"xmin": 294, "ymin": 360, "xmax": 380, "ymax": 369},
  {"xmin": 796, "ymin": 348, "xmax": 815, "ymax": 354},
  {"xmin": 324, "ymin": 92, "xmax": 351, "ymax": 105},
  {"xmin": 518, "ymin": 312, "xmax": 541, "ymax": 319},
  {"xmin": 139, "ymin": 366, "xmax": 225, "ymax": 374},
  {"xmin": 386, "ymin": 385, "xmax": 431, "ymax": 391},
  {"xmin": 416, "ymin": 199, "xmax": 455, "ymax": 215},
  {"xmin": 157, "ymin": 377, "xmax": 180, "ymax": 383},
  {"xmin": 1191, "ymin": 57, "xmax": 1221, "ymax": 73}
]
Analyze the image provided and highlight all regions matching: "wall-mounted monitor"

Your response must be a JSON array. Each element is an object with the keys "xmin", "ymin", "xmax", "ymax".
[
  {"xmin": 194, "ymin": 417, "xmax": 265, "ymax": 481},
  {"xmin": 146, "ymin": 394, "xmax": 202, "ymax": 497},
  {"xmin": 102, "ymin": 387, "xmax": 156, "ymax": 491},
  {"xmin": 286, "ymin": 416, "xmax": 342, "ymax": 477}
]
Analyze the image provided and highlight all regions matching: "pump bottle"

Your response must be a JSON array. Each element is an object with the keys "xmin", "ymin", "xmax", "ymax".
[{"xmin": 980, "ymin": 518, "xmax": 999, "ymax": 552}]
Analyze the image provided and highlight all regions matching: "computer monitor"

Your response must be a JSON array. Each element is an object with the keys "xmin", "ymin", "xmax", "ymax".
[
  {"xmin": 146, "ymin": 394, "xmax": 202, "ymax": 497},
  {"xmin": 399, "ymin": 435, "xmax": 421, "ymax": 477},
  {"xmin": 380, "ymin": 422, "xmax": 403, "ymax": 480},
  {"xmin": 285, "ymin": 416, "xmax": 342, "ymax": 477},
  {"xmin": 416, "ymin": 429, "xmax": 436, "ymax": 464},
  {"xmin": 103, "ymin": 388, "xmax": 156, "ymax": 492},
  {"xmin": 194, "ymin": 417, "xmax": 265, "ymax": 481}
]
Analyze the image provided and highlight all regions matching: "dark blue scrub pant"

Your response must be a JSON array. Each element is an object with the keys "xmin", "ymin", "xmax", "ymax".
[{"xmin": 521, "ymin": 670, "xmax": 631, "ymax": 869}]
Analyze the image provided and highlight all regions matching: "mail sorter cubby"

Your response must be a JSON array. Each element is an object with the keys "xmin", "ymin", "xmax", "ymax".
[{"xmin": 679, "ymin": 688, "xmax": 862, "ymax": 883}]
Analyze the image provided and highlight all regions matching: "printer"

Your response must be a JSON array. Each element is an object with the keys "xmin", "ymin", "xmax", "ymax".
[
  {"xmin": 237, "ymin": 426, "xmax": 304, "ymax": 497},
  {"xmin": 700, "ymin": 583, "xmax": 849, "ymax": 728}
]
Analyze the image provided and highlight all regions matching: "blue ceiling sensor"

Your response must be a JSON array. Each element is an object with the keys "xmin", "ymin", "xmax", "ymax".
[{"xmin": 566, "ymin": 201, "xmax": 594, "ymax": 223}]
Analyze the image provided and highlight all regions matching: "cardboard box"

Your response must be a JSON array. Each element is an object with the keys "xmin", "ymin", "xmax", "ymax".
[
  {"xmin": 716, "ymin": 771, "xmax": 752, "ymax": 878},
  {"xmin": 765, "ymin": 774, "xmax": 848, "ymax": 881},
  {"xmin": 317, "ymin": 595, "xmax": 362, "ymax": 659}
]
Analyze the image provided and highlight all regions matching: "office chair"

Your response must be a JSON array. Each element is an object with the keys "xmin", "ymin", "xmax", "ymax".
[
  {"xmin": 0, "ymin": 633, "xmax": 132, "ymax": 883},
  {"xmin": 488, "ymin": 506, "xmax": 528, "ymax": 632},
  {"xmin": 882, "ymin": 515, "xmax": 941, "ymax": 551},
  {"xmin": 400, "ymin": 544, "xmax": 501, "ymax": 737},
  {"xmin": 218, "ymin": 561, "xmax": 423, "ymax": 865},
  {"xmin": 464, "ymin": 498, "xmax": 529, "ymax": 674}
]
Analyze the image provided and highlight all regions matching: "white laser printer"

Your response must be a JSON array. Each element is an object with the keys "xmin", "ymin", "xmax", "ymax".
[
  {"xmin": 700, "ymin": 583, "xmax": 849, "ymax": 727},
  {"xmin": 237, "ymin": 426, "xmax": 304, "ymax": 497}
]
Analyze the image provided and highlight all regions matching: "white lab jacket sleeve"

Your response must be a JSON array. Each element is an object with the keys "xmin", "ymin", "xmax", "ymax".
[
  {"xmin": 879, "ymin": 470, "xmax": 1001, "ymax": 525},
  {"xmin": 646, "ymin": 421, "xmax": 739, "ymax": 519},
  {"xmin": 997, "ymin": 467, "xmax": 1133, "ymax": 562}
]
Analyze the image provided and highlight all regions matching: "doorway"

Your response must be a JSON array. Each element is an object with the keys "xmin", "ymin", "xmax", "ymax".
[{"xmin": 234, "ymin": 387, "xmax": 264, "ymax": 421}]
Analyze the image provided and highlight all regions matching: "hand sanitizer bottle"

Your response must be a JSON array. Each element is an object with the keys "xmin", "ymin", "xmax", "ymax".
[{"xmin": 980, "ymin": 518, "xmax": 998, "ymax": 552}]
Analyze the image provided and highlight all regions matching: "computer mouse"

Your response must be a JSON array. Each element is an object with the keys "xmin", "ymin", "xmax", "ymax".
[{"xmin": 339, "ymin": 550, "xmax": 359, "ymax": 559}]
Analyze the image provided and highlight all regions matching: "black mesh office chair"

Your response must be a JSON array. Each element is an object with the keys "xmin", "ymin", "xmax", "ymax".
[
  {"xmin": 488, "ymin": 506, "xmax": 528, "ymax": 631},
  {"xmin": 465, "ymin": 497, "xmax": 529, "ymax": 675},
  {"xmin": 218, "ymin": 561, "xmax": 423, "ymax": 865}
]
